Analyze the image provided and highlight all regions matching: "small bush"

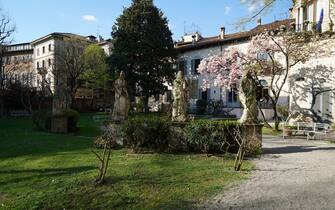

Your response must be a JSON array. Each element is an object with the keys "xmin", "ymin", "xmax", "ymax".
[
  {"xmin": 94, "ymin": 131, "xmax": 118, "ymax": 149},
  {"xmin": 122, "ymin": 115, "xmax": 170, "ymax": 152},
  {"xmin": 186, "ymin": 120, "xmax": 241, "ymax": 154},
  {"xmin": 32, "ymin": 110, "xmax": 52, "ymax": 131}
]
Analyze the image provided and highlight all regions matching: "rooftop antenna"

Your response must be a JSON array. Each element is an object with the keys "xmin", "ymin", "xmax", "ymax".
[{"xmin": 96, "ymin": 24, "xmax": 101, "ymax": 38}]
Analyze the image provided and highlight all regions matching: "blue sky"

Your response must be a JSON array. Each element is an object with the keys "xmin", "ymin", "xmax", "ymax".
[{"xmin": 0, "ymin": 0, "xmax": 292, "ymax": 43}]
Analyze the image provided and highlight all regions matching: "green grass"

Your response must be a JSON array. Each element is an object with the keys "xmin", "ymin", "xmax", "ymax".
[
  {"xmin": 262, "ymin": 127, "xmax": 283, "ymax": 136},
  {"xmin": 0, "ymin": 114, "xmax": 253, "ymax": 210}
]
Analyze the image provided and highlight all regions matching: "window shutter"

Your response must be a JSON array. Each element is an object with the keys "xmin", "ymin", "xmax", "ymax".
[{"xmin": 191, "ymin": 59, "xmax": 195, "ymax": 75}]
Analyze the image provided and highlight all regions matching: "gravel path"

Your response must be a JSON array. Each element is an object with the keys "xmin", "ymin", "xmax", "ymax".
[{"xmin": 200, "ymin": 136, "xmax": 335, "ymax": 210}]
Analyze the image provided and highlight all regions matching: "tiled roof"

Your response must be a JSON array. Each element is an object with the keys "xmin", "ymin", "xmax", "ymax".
[
  {"xmin": 175, "ymin": 19, "xmax": 295, "ymax": 52},
  {"xmin": 31, "ymin": 32, "xmax": 91, "ymax": 45}
]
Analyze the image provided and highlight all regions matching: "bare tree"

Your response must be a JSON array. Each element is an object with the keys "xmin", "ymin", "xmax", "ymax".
[
  {"xmin": 92, "ymin": 127, "xmax": 117, "ymax": 185},
  {"xmin": 44, "ymin": 37, "xmax": 89, "ymax": 113},
  {"xmin": 237, "ymin": 0, "xmax": 278, "ymax": 27},
  {"xmin": 0, "ymin": 10, "xmax": 15, "ymax": 116}
]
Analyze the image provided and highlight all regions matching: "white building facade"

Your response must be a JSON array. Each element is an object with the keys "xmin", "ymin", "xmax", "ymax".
[
  {"xmin": 174, "ymin": 0, "xmax": 335, "ymax": 123},
  {"xmin": 175, "ymin": 20, "xmax": 293, "ymax": 119},
  {"xmin": 292, "ymin": 0, "xmax": 334, "ymax": 32},
  {"xmin": 289, "ymin": 0, "xmax": 335, "ymax": 122},
  {"xmin": 3, "ymin": 33, "xmax": 113, "ymax": 94},
  {"xmin": 3, "ymin": 43, "xmax": 34, "ymax": 86}
]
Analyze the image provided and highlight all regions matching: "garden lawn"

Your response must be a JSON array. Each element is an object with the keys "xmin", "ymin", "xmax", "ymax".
[
  {"xmin": 262, "ymin": 127, "xmax": 283, "ymax": 136},
  {"xmin": 0, "ymin": 114, "xmax": 253, "ymax": 210}
]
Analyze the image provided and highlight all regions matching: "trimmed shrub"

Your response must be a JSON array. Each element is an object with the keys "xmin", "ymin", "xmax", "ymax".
[
  {"xmin": 32, "ymin": 110, "xmax": 52, "ymax": 131},
  {"xmin": 122, "ymin": 115, "xmax": 170, "ymax": 152},
  {"xmin": 122, "ymin": 114, "xmax": 243, "ymax": 154},
  {"xmin": 186, "ymin": 120, "xmax": 241, "ymax": 154}
]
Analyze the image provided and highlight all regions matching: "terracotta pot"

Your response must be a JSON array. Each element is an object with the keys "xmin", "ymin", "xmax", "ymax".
[{"xmin": 283, "ymin": 127, "xmax": 293, "ymax": 136}]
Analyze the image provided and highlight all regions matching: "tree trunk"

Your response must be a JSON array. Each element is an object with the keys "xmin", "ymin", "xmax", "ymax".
[
  {"xmin": 144, "ymin": 96, "xmax": 150, "ymax": 113},
  {"xmin": 273, "ymin": 107, "xmax": 280, "ymax": 131}
]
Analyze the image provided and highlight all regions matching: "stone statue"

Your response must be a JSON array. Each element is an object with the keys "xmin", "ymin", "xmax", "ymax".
[
  {"xmin": 172, "ymin": 71, "xmax": 188, "ymax": 122},
  {"xmin": 112, "ymin": 71, "xmax": 130, "ymax": 122},
  {"xmin": 239, "ymin": 71, "xmax": 258, "ymax": 124}
]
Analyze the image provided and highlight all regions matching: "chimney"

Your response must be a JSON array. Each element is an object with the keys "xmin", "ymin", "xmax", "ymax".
[
  {"xmin": 257, "ymin": 18, "xmax": 262, "ymax": 26},
  {"xmin": 192, "ymin": 35, "xmax": 196, "ymax": 45},
  {"xmin": 220, "ymin": 27, "xmax": 226, "ymax": 39}
]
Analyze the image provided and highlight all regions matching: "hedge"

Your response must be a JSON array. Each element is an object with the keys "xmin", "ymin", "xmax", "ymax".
[
  {"xmin": 122, "ymin": 116, "xmax": 241, "ymax": 154},
  {"xmin": 122, "ymin": 115, "xmax": 170, "ymax": 152},
  {"xmin": 186, "ymin": 120, "xmax": 241, "ymax": 154}
]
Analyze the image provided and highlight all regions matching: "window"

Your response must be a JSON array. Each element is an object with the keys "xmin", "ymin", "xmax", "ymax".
[
  {"xmin": 37, "ymin": 61, "xmax": 40, "ymax": 69},
  {"xmin": 227, "ymin": 89, "xmax": 238, "ymax": 104},
  {"xmin": 42, "ymin": 46, "xmax": 45, "ymax": 54},
  {"xmin": 49, "ymin": 44, "xmax": 52, "ymax": 51},
  {"xmin": 37, "ymin": 48, "xmax": 40, "ymax": 56},
  {"xmin": 201, "ymin": 89, "xmax": 209, "ymax": 101},
  {"xmin": 178, "ymin": 60, "xmax": 187, "ymax": 75},
  {"xmin": 42, "ymin": 60, "xmax": 45, "ymax": 68},
  {"xmin": 189, "ymin": 79, "xmax": 199, "ymax": 99},
  {"xmin": 257, "ymin": 52, "xmax": 269, "ymax": 61},
  {"xmin": 191, "ymin": 59, "xmax": 201, "ymax": 74},
  {"xmin": 48, "ymin": 59, "xmax": 52, "ymax": 67}
]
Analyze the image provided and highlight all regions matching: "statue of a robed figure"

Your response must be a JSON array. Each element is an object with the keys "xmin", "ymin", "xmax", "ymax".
[
  {"xmin": 172, "ymin": 71, "xmax": 189, "ymax": 122},
  {"xmin": 239, "ymin": 71, "xmax": 259, "ymax": 124},
  {"xmin": 112, "ymin": 71, "xmax": 130, "ymax": 122}
]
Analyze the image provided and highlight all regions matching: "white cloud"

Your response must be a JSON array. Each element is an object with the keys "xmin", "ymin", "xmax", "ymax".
[
  {"xmin": 82, "ymin": 15, "xmax": 97, "ymax": 22},
  {"xmin": 224, "ymin": 6, "xmax": 232, "ymax": 15},
  {"xmin": 247, "ymin": 1, "xmax": 264, "ymax": 13},
  {"xmin": 248, "ymin": 3, "xmax": 257, "ymax": 12}
]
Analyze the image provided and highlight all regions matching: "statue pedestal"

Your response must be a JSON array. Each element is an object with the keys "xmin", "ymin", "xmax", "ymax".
[
  {"xmin": 241, "ymin": 124, "xmax": 263, "ymax": 154},
  {"xmin": 108, "ymin": 121, "xmax": 124, "ymax": 146},
  {"xmin": 168, "ymin": 122, "xmax": 189, "ymax": 152},
  {"xmin": 51, "ymin": 117, "xmax": 68, "ymax": 134}
]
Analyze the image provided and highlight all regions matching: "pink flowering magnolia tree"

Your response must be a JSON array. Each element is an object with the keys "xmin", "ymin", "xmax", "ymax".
[
  {"xmin": 199, "ymin": 30, "xmax": 331, "ymax": 130},
  {"xmin": 198, "ymin": 49, "xmax": 245, "ymax": 89},
  {"xmin": 198, "ymin": 48, "xmax": 260, "ymax": 124}
]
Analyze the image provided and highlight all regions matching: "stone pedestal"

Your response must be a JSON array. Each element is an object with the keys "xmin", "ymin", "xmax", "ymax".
[
  {"xmin": 168, "ymin": 122, "xmax": 189, "ymax": 152},
  {"xmin": 242, "ymin": 124, "xmax": 263, "ymax": 154},
  {"xmin": 51, "ymin": 117, "xmax": 68, "ymax": 134},
  {"xmin": 109, "ymin": 121, "xmax": 124, "ymax": 146}
]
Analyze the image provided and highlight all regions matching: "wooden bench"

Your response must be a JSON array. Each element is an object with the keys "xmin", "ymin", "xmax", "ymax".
[
  {"xmin": 9, "ymin": 110, "xmax": 32, "ymax": 117},
  {"xmin": 92, "ymin": 115, "xmax": 112, "ymax": 124},
  {"xmin": 283, "ymin": 122, "xmax": 330, "ymax": 140}
]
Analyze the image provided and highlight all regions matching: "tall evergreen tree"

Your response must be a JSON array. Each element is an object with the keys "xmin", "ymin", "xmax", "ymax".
[{"xmin": 110, "ymin": 0, "xmax": 177, "ymax": 112}]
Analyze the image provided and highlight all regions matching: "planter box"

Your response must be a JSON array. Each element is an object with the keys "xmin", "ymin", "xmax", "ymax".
[
  {"xmin": 108, "ymin": 121, "xmax": 124, "ymax": 146},
  {"xmin": 283, "ymin": 127, "xmax": 293, "ymax": 137},
  {"xmin": 242, "ymin": 124, "xmax": 263, "ymax": 154},
  {"xmin": 51, "ymin": 117, "xmax": 68, "ymax": 134},
  {"xmin": 168, "ymin": 122, "xmax": 189, "ymax": 152}
]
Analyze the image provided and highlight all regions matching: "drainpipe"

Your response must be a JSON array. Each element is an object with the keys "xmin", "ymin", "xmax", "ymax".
[{"xmin": 329, "ymin": 0, "xmax": 334, "ymax": 31}]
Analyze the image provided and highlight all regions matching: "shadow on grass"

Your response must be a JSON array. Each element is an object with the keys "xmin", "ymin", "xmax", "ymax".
[
  {"xmin": 0, "ymin": 114, "xmax": 101, "ymax": 159},
  {"xmin": 0, "ymin": 166, "xmax": 96, "ymax": 186}
]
